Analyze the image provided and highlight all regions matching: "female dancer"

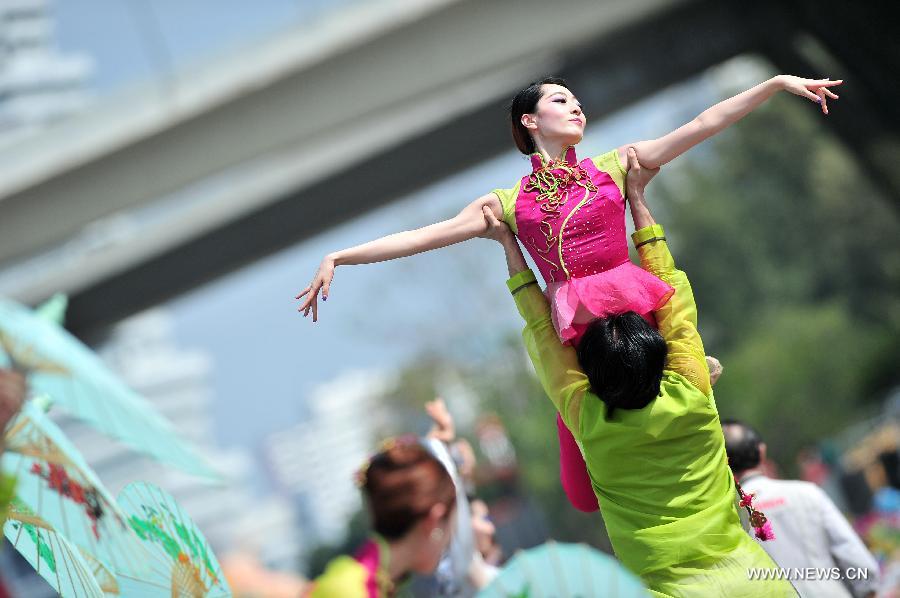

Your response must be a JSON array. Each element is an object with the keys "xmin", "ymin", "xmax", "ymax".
[
  {"xmin": 307, "ymin": 437, "xmax": 456, "ymax": 597},
  {"xmin": 297, "ymin": 74, "xmax": 841, "ymax": 510}
]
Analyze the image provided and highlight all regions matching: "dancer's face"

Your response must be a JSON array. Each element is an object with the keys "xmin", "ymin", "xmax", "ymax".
[{"xmin": 523, "ymin": 84, "xmax": 586, "ymax": 149}]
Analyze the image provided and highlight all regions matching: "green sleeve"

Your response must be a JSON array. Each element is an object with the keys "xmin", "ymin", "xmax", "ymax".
[
  {"xmin": 508, "ymin": 270, "xmax": 589, "ymax": 433},
  {"xmin": 591, "ymin": 148, "xmax": 627, "ymax": 196},
  {"xmin": 632, "ymin": 225, "xmax": 711, "ymax": 396},
  {"xmin": 491, "ymin": 181, "xmax": 521, "ymax": 236},
  {"xmin": 309, "ymin": 556, "xmax": 368, "ymax": 598}
]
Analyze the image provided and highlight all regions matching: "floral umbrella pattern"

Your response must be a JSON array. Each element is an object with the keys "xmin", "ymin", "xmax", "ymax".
[
  {"xmin": 117, "ymin": 482, "xmax": 231, "ymax": 597},
  {"xmin": 2, "ymin": 401, "xmax": 150, "ymax": 579},
  {"xmin": 4, "ymin": 497, "xmax": 105, "ymax": 598}
]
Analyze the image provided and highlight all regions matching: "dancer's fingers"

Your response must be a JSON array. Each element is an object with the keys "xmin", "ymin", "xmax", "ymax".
[
  {"xmin": 823, "ymin": 89, "xmax": 839, "ymax": 99},
  {"xmin": 818, "ymin": 79, "xmax": 843, "ymax": 87},
  {"xmin": 311, "ymin": 297, "xmax": 318, "ymax": 322},
  {"xmin": 817, "ymin": 89, "xmax": 828, "ymax": 114},
  {"xmin": 295, "ymin": 287, "xmax": 311, "ymax": 300},
  {"xmin": 801, "ymin": 89, "xmax": 821, "ymax": 102}
]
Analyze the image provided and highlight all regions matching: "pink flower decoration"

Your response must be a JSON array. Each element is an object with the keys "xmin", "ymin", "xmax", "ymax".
[
  {"xmin": 739, "ymin": 495, "xmax": 753, "ymax": 508},
  {"xmin": 754, "ymin": 521, "xmax": 775, "ymax": 541}
]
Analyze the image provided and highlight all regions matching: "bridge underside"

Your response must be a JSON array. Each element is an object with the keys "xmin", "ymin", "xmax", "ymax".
[{"xmin": 0, "ymin": 0, "xmax": 895, "ymax": 336}]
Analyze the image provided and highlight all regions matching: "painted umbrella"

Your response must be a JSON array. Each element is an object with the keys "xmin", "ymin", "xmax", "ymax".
[
  {"xmin": 4, "ymin": 497, "xmax": 106, "ymax": 598},
  {"xmin": 116, "ymin": 482, "xmax": 231, "ymax": 597},
  {"xmin": 2, "ymin": 400, "xmax": 151, "ymax": 580},
  {"xmin": 477, "ymin": 541, "xmax": 650, "ymax": 598},
  {"xmin": 0, "ymin": 297, "xmax": 215, "ymax": 477}
]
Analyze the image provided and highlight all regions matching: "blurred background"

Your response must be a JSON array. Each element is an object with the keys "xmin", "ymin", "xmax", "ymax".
[{"xmin": 0, "ymin": 0, "xmax": 898, "ymax": 594}]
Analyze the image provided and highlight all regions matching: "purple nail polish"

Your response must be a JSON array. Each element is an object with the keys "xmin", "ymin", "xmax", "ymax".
[{"xmin": 323, "ymin": 296, "xmax": 327, "ymax": 302}]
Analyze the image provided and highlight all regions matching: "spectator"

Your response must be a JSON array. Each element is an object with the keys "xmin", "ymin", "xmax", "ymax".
[{"xmin": 723, "ymin": 419, "xmax": 880, "ymax": 598}]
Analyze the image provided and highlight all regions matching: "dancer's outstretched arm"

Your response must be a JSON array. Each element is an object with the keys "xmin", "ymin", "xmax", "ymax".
[
  {"xmin": 297, "ymin": 193, "xmax": 502, "ymax": 320},
  {"xmin": 621, "ymin": 75, "xmax": 842, "ymax": 169}
]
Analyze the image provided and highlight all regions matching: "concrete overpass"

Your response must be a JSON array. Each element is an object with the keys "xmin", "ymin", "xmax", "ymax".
[{"xmin": 0, "ymin": 0, "xmax": 896, "ymax": 336}]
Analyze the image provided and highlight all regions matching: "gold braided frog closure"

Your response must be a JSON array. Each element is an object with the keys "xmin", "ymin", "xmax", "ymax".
[{"xmin": 523, "ymin": 157, "xmax": 597, "ymax": 281}]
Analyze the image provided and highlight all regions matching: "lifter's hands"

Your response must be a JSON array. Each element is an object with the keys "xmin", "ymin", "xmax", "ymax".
[
  {"xmin": 625, "ymin": 147, "xmax": 660, "ymax": 202},
  {"xmin": 296, "ymin": 255, "xmax": 336, "ymax": 322},
  {"xmin": 477, "ymin": 206, "xmax": 513, "ymax": 244}
]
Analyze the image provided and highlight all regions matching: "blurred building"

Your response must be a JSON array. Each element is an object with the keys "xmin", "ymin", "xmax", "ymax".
[
  {"xmin": 264, "ymin": 369, "xmax": 392, "ymax": 551},
  {"xmin": 54, "ymin": 308, "xmax": 302, "ymax": 571},
  {"xmin": 0, "ymin": 0, "xmax": 92, "ymax": 142}
]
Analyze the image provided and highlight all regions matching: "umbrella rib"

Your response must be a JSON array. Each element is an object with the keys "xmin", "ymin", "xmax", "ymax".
[
  {"xmin": 118, "ymin": 572, "xmax": 173, "ymax": 590},
  {"xmin": 10, "ymin": 517, "xmax": 24, "ymax": 549},
  {"xmin": 122, "ymin": 489, "xmax": 173, "ymax": 578},
  {"xmin": 173, "ymin": 493, "xmax": 213, "ymax": 586},
  {"xmin": 523, "ymin": 550, "xmax": 542, "ymax": 598},
  {"xmin": 579, "ymin": 543, "xmax": 594, "ymax": 598},
  {"xmin": 548, "ymin": 542, "xmax": 568, "ymax": 598},
  {"xmin": 76, "ymin": 549, "xmax": 102, "ymax": 598},
  {"xmin": 49, "ymin": 531, "xmax": 69, "ymax": 596}
]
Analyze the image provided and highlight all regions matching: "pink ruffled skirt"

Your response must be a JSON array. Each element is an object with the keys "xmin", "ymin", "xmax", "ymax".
[{"xmin": 545, "ymin": 261, "xmax": 674, "ymax": 344}]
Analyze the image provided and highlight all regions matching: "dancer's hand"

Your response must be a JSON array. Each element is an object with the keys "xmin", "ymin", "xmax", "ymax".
[
  {"xmin": 0, "ymin": 369, "xmax": 26, "ymax": 433},
  {"xmin": 777, "ymin": 75, "xmax": 842, "ymax": 115},
  {"xmin": 625, "ymin": 147, "xmax": 659, "ymax": 202},
  {"xmin": 295, "ymin": 255, "xmax": 336, "ymax": 322},
  {"xmin": 426, "ymin": 397, "xmax": 455, "ymax": 443},
  {"xmin": 477, "ymin": 206, "xmax": 513, "ymax": 244}
]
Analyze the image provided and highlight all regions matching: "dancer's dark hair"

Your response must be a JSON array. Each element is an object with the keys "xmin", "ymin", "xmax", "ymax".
[
  {"xmin": 362, "ymin": 440, "xmax": 456, "ymax": 540},
  {"xmin": 509, "ymin": 76, "xmax": 569, "ymax": 154},
  {"xmin": 575, "ymin": 311, "xmax": 667, "ymax": 417},
  {"xmin": 721, "ymin": 419, "xmax": 763, "ymax": 473}
]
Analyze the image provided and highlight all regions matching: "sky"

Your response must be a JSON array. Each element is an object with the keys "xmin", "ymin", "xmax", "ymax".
[{"xmin": 45, "ymin": 0, "xmax": 738, "ymax": 478}]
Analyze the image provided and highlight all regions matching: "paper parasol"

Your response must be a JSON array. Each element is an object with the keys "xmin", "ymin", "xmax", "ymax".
[
  {"xmin": 4, "ymin": 496, "xmax": 106, "ymax": 598},
  {"xmin": 2, "ymin": 400, "xmax": 150, "ymax": 579},
  {"xmin": 116, "ymin": 481, "xmax": 231, "ymax": 597},
  {"xmin": 78, "ymin": 548, "xmax": 122, "ymax": 595},
  {"xmin": 0, "ymin": 297, "xmax": 214, "ymax": 477},
  {"xmin": 478, "ymin": 541, "xmax": 649, "ymax": 598}
]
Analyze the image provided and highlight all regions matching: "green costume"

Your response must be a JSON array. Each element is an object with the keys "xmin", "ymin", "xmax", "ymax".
[{"xmin": 506, "ymin": 225, "xmax": 795, "ymax": 597}]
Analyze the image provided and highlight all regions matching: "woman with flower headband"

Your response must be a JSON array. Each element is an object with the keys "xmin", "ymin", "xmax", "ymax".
[
  {"xmin": 307, "ymin": 436, "xmax": 457, "ymax": 597},
  {"xmin": 296, "ymin": 74, "xmax": 842, "ymax": 511}
]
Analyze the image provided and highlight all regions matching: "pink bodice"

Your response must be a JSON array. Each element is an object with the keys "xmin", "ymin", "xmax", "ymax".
[
  {"xmin": 514, "ymin": 147, "xmax": 629, "ymax": 284},
  {"xmin": 509, "ymin": 147, "xmax": 673, "ymax": 344}
]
